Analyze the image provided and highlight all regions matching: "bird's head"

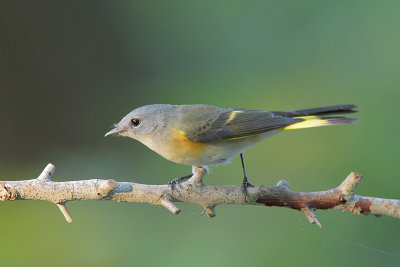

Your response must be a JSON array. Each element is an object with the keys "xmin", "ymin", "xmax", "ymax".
[{"xmin": 105, "ymin": 104, "xmax": 173, "ymax": 141}]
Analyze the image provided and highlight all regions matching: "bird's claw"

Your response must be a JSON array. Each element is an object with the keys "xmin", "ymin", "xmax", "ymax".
[{"xmin": 168, "ymin": 174, "xmax": 193, "ymax": 187}]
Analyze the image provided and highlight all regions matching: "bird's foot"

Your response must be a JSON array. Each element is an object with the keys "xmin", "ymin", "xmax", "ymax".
[
  {"xmin": 242, "ymin": 176, "xmax": 254, "ymax": 202},
  {"xmin": 168, "ymin": 174, "xmax": 193, "ymax": 187}
]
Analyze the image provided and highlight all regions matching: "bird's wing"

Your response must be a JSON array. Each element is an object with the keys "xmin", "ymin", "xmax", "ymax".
[{"xmin": 185, "ymin": 108, "xmax": 301, "ymax": 142}]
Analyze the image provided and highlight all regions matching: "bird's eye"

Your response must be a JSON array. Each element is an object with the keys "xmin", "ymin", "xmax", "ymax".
[{"xmin": 131, "ymin": 118, "xmax": 141, "ymax": 127}]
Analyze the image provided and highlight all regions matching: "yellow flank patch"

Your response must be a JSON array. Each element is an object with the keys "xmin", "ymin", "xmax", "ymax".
[
  {"xmin": 227, "ymin": 110, "xmax": 242, "ymax": 123},
  {"xmin": 284, "ymin": 119, "xmax": 330, "ymax": 130},
  {"xmin": 172, "ymin": 130, "xmax": 206, "ymax": 154}
]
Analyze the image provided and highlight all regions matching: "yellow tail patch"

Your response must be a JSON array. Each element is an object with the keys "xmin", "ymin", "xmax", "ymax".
[{"xmin": 284, "ymin": 117, "xmax": 330, "ymax": 130}]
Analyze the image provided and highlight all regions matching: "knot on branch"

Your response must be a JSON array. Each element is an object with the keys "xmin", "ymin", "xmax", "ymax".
[
  {"xmin": 0, "ymin": 184, "xmax": 17, "ymax": 201},
  {"xmin": 276, "ymin": 180, "xmax": 290, "ymax": 189},
  {"xmin": 98, "ymin": 179, "xmax": 118, "ymax": 197},
  {"xmin": 354, "ymin": 198, "xmax": 372, "ymax": 214}
]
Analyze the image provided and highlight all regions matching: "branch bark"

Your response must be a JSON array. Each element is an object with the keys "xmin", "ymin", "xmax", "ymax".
[{"xmin": 1, "ymin": 163, "xmax": 398, "ymax": 228}]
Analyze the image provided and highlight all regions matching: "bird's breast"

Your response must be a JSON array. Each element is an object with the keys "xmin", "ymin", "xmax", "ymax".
[{"xmin": 136, "ymin": 129, "xmax": 207, "ymax": 165}]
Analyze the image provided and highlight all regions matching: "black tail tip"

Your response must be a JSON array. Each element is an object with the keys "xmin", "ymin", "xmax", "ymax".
[{"xmin": 322, "ymin": 116, "xmax": 359, "ymax": 125}]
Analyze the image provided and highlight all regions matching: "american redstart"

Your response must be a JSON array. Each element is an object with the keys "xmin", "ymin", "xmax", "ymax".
[{"xmin": 105, "ymin": 104, "xmax": 357, "ymax": 188}]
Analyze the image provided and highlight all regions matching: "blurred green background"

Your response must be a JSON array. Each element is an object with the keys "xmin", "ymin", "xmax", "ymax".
[{"xmin": 1, "ymin": 1, "xmax": 399, "ymax": 266}]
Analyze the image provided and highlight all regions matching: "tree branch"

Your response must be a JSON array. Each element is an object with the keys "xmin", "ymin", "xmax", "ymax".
[{"xmin": 1, "ymin": 163, "xmax": 398, "ymax": 227}]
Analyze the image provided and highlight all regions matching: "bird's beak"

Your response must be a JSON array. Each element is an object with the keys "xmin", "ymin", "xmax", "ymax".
[{"xmin": 104, "ymin": 128, "xmax": 124, "ymax": 137}]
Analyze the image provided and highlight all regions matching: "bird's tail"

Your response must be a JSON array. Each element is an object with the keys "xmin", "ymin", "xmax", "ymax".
[
  {"xmin": 274, "ymin": 104, "xmax": 358, "ymax": 130},
  {"xmin": 274, "ymin": 104, "xmax": 358, "ymax": 117}
]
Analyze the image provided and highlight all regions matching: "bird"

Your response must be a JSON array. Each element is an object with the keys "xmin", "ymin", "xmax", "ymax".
[{"xmin": 105, "ymin": 104, "xmax": 357, "ymax": 189}]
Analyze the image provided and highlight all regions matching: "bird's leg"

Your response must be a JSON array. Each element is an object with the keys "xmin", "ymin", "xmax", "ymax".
[
  {"xmin": 168, "ymin": 174, "xmax": 193, "ymax": 186},
  {"xmin": 240, "ymin": 153, "xmax": 253, "ymax": 200},
  {"xmin": 187, "ymin": 166, "xmax": 207, "ymax": 184}
]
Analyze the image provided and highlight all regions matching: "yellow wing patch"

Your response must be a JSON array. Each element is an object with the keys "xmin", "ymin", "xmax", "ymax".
[{"xmin": 227, "ymin": 110, "xmax": 243, "ymax": 123}]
